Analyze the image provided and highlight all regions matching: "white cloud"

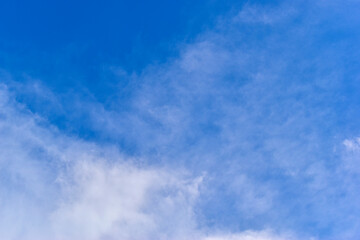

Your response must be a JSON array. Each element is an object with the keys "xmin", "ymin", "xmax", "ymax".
[
  {"xmin": 5, "ymin": 0, "xmax": 359, "ymax": 238},
  {"xmin": 0, "ymin": 84, "xmax": 299, "ymax": 240},
  {"xmin": 342, "ymin": 138, "xmax": 360, "ymax": 175},
  {"xmin": 233, "ymin": 3, "xmax": 296, "ymax": 25},
  {"xmin": 0, "ymin": 84, "xmax": 197, "ymax": 240},
  {"xmin": 343, "ymin": 138, "xmax": 360, "ymax": 151},
  {"xmin": 51, "ymin": 160, "xmax": 204, "ymax": 240},
  {"xmin": 202, "ymin": 230, "xmax": 297, "ymax": 240}
]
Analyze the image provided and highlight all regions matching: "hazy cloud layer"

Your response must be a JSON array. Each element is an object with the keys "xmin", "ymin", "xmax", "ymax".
[
  {"xmin": 0, "ymin": 84, "xmax": 297, "ymax": 239},
  {"xmin": 2, "ymin": 0, "xmax": 360, "ymax": 239}
]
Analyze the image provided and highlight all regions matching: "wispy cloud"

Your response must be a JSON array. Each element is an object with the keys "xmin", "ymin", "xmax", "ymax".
[
  {"xmin": 2, "ymin": 0, "xmax": 360, "ymax": 239},
  {"xmin": 0, "ymin": 84, "xmax": 297, "ymax": 239}
]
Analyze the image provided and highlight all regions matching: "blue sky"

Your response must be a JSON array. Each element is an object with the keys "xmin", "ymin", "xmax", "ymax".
[{"xmin": 1, "ymin": 1, "xmax": 360, "ymax": 240}]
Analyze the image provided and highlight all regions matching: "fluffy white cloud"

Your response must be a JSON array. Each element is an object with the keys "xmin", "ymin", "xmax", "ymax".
[
  {"xmin": 0, "ymin": 84, "xmax": 299, "ymax": 240},
  {"xmin": 51, "ymin": 160, "xmax": 202, "ymax": 240},
  {"xmin": 0, "ymin": 84, "xmax": 197, "ymax": 240}
]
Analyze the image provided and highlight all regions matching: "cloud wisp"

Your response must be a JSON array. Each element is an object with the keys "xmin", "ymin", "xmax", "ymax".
[{"xmin": 0, "ymin": 83, "xmax": 297, "ymax": 239}]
